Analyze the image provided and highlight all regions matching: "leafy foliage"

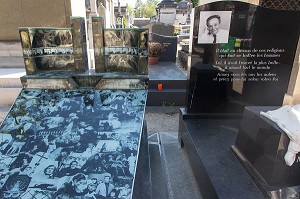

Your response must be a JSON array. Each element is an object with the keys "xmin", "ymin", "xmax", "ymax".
[
  {"xmin": 192, "ymin": 0, "xmax": 198, "ymax": 7},
  {"xmin": 134, "ymin": 0, "xmax": 158, "ymax": 18},
  {"xmin": 147, "ymin": 0, "xmax": 160, "ymax": 4},
  {"xmin": 141, "ymin": 3, "xmax": 157, "ymax": 17}
]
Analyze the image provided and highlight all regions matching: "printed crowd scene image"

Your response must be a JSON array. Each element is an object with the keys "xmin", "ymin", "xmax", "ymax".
[
  {"xmin": 0, "ymin": 89, "xmax": 147, "ymax": 199},
  {"xmin": 20, "ymin": 29, "xmax": 75, "ymax": 71}
]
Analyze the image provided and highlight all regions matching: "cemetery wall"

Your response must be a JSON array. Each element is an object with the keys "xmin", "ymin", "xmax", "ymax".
[{"xmin": 0, "ymin": 0, "xmax": 72, "ymax": 41}]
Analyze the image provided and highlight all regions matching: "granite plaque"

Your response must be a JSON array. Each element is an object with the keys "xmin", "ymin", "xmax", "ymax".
[{"xmin": 151, "ymin": 33, "xmax": 178, "ymax": 63}]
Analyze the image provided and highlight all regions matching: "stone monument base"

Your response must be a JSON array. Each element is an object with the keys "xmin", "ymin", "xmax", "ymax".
[
  {"xmin": 178, "ymin": 107, "xmax": 300, "ymax": 198},
  {"xmin": 232, "ymin": 106, "xmax": 300, "ymax": 198},
  {"xmin": 147, "ymin": 62, "xmax": 187, "ymax": 106}
]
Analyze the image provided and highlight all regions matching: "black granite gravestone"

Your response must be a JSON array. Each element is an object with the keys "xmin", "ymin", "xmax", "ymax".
[
  {"xmin": 151, "ymin": 33, "xmax": 178, "ymax": 63},
  {"xmin": 186, "ymin": 1, "xmax": 300, "ymax": 114},
  {"xmin": 179, "ymin": 1, "xmax": 300, "ymax": 198}
]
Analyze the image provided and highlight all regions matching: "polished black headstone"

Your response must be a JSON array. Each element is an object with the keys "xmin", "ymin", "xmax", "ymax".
[
  {"xmin": 151, "ymin": 33, "xmax": 178, "ymax": 63},
  {"xmin": 187, "ymin": 63, "xmax": 242, "ymax": 113},
  {"xmin": 180, "ymin": 1, "xmax": 300, "ymax": 198},
  {"xmin": 233, "ymin": 106, "xmax": 300, "ymax": 194},
  {"xmin": 187, "ymin": 2, "xmax": 300, "ymax": 114}
]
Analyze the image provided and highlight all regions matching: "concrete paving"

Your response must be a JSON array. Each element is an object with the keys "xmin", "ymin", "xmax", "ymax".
[
  {"xmin": 159, "ymin": 131, "xmax": 202, "ymax": 199},
  {"xmin": 145, "ymin": 106, "xmax": 202, "ymax": 199}
]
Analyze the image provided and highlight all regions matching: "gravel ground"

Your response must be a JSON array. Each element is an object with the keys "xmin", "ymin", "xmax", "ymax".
[{"xmin": 145, "ymin": 106, "xmax": 181, "ymax": 135}]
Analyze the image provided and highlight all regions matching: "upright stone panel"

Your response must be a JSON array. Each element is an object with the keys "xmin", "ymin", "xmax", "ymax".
[
  {"xmin": 92, "ymin": 16, "xmax": 105, "ymax": 72},
  {"xmin": 71, "ymin": 17, "xmax": 89, "ymax": 73},
  {"xmin": 19, "ymin": 28, "xmax": 75, "ymax": 74},
  {"xmin": 102, "ymin": 28, "xmax": 148, "ymax": 75}
]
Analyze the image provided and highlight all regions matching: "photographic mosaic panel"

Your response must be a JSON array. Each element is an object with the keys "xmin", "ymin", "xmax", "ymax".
[
  {"xmin": 0, "ymin": 89, "xmax": 147, "ymax": 198},
  {"xmin": 105, "ymin": 54, "xmax": 139, "ymax": 73},
  {"xmin": 19, "ymin": 29, "xmax": 75, "ymax": 73},
  {"xmin": 104, "ymin": 30, "xmax": 144, "ymax": 48},
  {"xmin": 102, "ymin": 29, "xmax": 148, "ymax": 74}
]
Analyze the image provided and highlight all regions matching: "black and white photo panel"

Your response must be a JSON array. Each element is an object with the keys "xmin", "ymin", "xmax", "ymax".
[
  {"xmin": 19, "ymin": 28, "xmax": 75, "ymax": 72},
  {"xmin": 0, "ymin": 89, "xmax": 147, "ymax": 198},
  {"xmin": 198, "ymin": 11, "xmax": 232, "ymax": 44}
]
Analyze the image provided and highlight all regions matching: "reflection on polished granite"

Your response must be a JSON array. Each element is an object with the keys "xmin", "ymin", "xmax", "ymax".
[
  {"xmin": 0, "ymin": 89, "xmax": 147, "ymax": 198},
  {"xmin": 20, "ymin": 70, "xmax": 149, "ymax": 90}
]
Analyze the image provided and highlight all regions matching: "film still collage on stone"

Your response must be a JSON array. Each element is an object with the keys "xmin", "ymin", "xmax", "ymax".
[
  {"xmin": 0, "ymin": 89, "xmax": 147, "ymax": 199},
  {"xmin": 103, "ymin": 29, "xmax": 148, "ymax": 74},
  {"xmin": 20, "ymin": 28, "xmax": 74, "ymax": 72}
]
